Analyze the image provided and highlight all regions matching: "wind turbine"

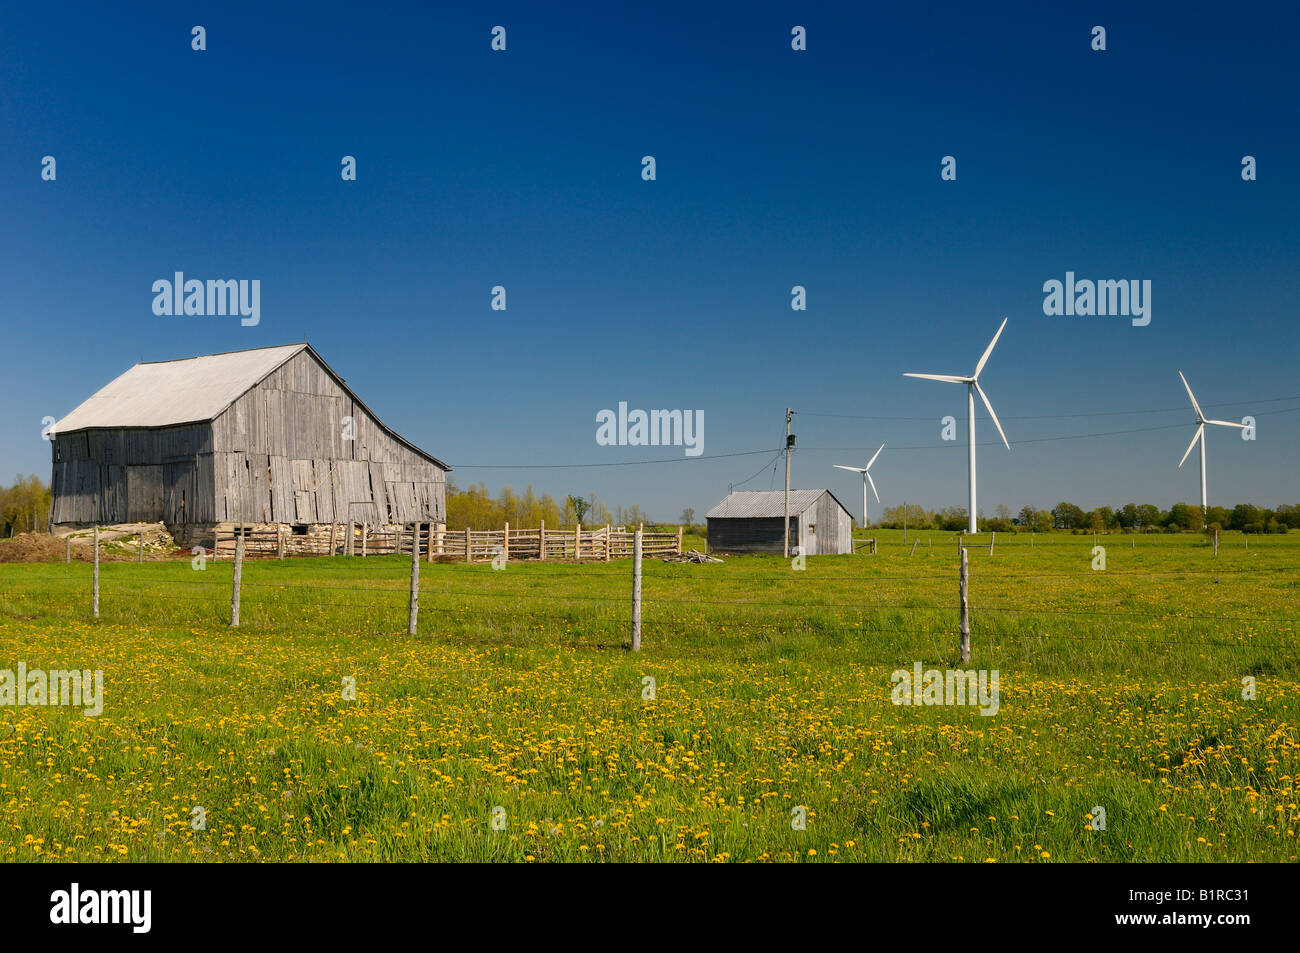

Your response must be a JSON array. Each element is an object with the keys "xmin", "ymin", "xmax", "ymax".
[
  {"xmin": 1177, "ymin": 371, "xmax": 1246, "ymax": 510},
  {"xmin": 904, "ymin": 317, "xmax": 1011, "ymax": 535},
  {"xmin": 834, "ymin": 443, "xmax": 884, "ymax": 528}
]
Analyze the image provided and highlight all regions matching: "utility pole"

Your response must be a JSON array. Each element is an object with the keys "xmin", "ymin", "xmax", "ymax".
[{"xmin": 783, "ymin": 408, "xmax": 795, "ymax": 557}]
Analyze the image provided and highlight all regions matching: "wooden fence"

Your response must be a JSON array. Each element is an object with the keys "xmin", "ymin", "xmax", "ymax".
[{"xmin": 213, "ymin": 522, "xmax": 682, "ymax": 563}]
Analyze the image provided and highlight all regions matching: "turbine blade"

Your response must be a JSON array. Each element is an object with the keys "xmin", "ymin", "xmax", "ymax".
[
  {"xmin": 903, "ymin": 372, "xmax": 968, "ymax": 383},
  {"xmin": 1204, "ymin": 419, "xmax": 1248, "ymax": 428},
  {"xmin": 833, "ymin": 464, "xmax": 866, "ymax": 472},
  {"xmin": 866, "ymin": 443, "xmax": 885, "ymax": 470},
  {"xmin": 865, "ymin": 470, "xmax": 880, "ymax": 503},
  {"xmin": 1178, "ymin": 371, "xmax": 1204, "ymax": 419},
  {"xmin": 1178, "ymin": 424, "xmax": 1204, "ymax": 467},
  {"xmin": 975, "ymin": 382, "xmax": 1010, "ymax": 449},
  {"xmin": 973, "ymin": 317, "xmax": 1008, "ymax": 378}
]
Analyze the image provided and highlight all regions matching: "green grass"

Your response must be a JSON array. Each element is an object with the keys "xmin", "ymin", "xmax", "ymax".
[{"xmin": 0, "ymin": 529, "xmax": 1296, "ymax": 862}]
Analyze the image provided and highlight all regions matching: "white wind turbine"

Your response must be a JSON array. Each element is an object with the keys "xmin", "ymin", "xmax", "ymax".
[
  {"xmin": 1177, "ymin": 371, "xmax": 1246, "ymax": 510},
  {"xmin": 904, "ymin": 317, "xmax": 1011, "ymax": 535},
  {"xmin": 834, "ymin": 443, "xmax": 884, "ymax": 528}
]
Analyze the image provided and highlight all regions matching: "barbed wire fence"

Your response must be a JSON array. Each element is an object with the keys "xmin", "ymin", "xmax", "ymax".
[{"xmin": 4, "ymin": 526, "xmax": 1298, "ymax": 665}]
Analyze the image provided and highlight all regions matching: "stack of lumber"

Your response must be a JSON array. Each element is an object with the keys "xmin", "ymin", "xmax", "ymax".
[{"xmin": 661, "ymin": 550, "xmax": 723, "ymax": 563}]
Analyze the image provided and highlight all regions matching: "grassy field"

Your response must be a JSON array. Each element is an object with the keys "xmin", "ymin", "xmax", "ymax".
[{"xmin": 0, "ymin": 528, "xmax": 1296, "ymax": 862}]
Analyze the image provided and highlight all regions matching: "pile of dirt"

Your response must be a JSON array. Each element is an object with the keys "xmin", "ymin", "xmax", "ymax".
[
  {"xmin": 0, "ymin": 532, "xmax": 84, "ymax": 563},
  {"xmin": 0, "ymin": 526, "xmax": 179, "ymax": 563}
]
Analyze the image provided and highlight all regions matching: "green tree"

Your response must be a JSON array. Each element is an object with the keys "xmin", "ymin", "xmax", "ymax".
[
  {"xmin": 1052, "ymin": 502, "xmax": 1086, "ymax": 530},
  {"xmin": 567, "ymin": 494, "xmax": 591, "ymax": 524}
]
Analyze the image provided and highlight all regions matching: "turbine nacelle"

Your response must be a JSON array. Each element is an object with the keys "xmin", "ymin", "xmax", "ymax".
[
  {"xmin": 834, "ymin": 444, "xmax": 884, "ymax": 525},
  {"xmin": 1177, "ymin": 371, "xmax": 1249, "ymax": 467},
  {"xmin": 1175, "ymin": 371, "xmax": 1248, "ymax": 510},
  {"xmin": 902, "ymin": 317, "xmax": 1011, "ymax": 450},
  {"xmin": 902, "ymin": 317, "xmax": 1011, "ymax": 536}
]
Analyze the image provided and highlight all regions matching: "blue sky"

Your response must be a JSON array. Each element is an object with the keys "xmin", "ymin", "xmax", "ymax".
[{"xmin": 2, "ymin": 1, "xmax": 1297, "ymax": 522}]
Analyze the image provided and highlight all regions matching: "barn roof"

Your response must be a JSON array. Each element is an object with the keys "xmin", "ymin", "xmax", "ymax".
[
  {"xmin": 706, "ymin": 489, "xmax": 846, "ymax": 519},
  {"xmin": 52, "ymin": 343, "xmax": 450, "ymax": 470},
  {"xmin": 54, "ymin": 344, "xmax": 307, "ymax": 432}
]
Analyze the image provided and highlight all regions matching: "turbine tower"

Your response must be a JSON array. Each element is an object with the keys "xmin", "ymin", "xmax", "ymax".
[
  {"xmin": 834, "ymin": 443, "xmax": 884, "ymax": 528},
  {"xmin": 904, "ymin": 317, "xmax": 1011, "ymax": 535},
  {"xmin": 1177, "ymin": 371, "xmax": 1246, "ymax": 511}
]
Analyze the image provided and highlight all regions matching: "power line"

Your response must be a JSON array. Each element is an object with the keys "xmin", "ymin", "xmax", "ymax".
[
  {"xmin": 449, "ymin": 402, "xmax": 1299, "ymax": 469},
  {"xmin": 457, "ymin": 447, "xmax": 782, "ymax": 469},
  {"xmin": 729, "ymin": 449, "xmax": 784, "ymax": 490},
  {"xmin": 805, "ymin": 405, "xmax": 1300, "ymax": 452},
  {"xmin": 800, "ymin": 393, "xmax": 1300, "ymax": 422}
]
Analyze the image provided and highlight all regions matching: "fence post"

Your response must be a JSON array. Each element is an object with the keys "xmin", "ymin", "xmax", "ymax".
[
  {"xmin": 1213, "ymin": 529, "xmax": 1219, "ymax": 556},
  {"xmin": 231, "ymin": 529, "xmax": 244, "ymax": 627},
  {"xmin": 65, "ymin": 534, "xmax": 71, "ymax": 564},
  {"xmin": 329, "ymin": 521, "xmax": 337, "ymax": 556},
  {"xmin": 605, "ymin": 524, "xmax": 612, "ymax": 561},
  {"xmin": 575, "ymin": 522, "xmax": 581, "ymax": 561},
  {"xmin": 346, "ymin": 520, "xmax": 354, "ymax": 556},
  {"xmin": 278, "ymin": 524, "xmax": 285, "ymax": 560},
  {"xmin": 503, "ymin": 522, "xmax": 510, "ymax": 564},
  {"xmin": 676, "ymin": 525, "xmax": 683, "ymax": 554},
  {"xmin": 539, "ymin": 520, "xmax": 546, "ymax": 560},
  {"xmin": 436, "ymin": 523, "xmax": 445, "ymax": 556},
  {"xmin": 631, "ymin": 528, "xmax": 643, "ymax": 651},
  {"xmin": 909, "ymin": 539, "xmax": 918, "ymax": 556},
  {"xmin": 92, "ymin": 526, "xmax": 100, "ymax": 619},
  {"xmin": 362, "ymin": 524, "xmax": 368, "ymax": 558},
  {"xmin": 989, "ymin": 531, "xmax": 995, "ymax": 556},
  {"xmin": 138, "ymin": 528, "xmax": 145, "ymax": 564},
  {"xmin": 870, "ymin": 537, "xmax": 877, "ymax": 555},
  {"xmin": 959, "ymin": 545, "xmax": 970, "ymax": 664},
  {"xmin": 408, "ymin": 523, "xmax": 419, "ymax": 635}
]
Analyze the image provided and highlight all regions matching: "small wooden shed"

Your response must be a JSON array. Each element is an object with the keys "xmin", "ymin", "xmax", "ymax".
[{"xmin": 705, "ymin": 489, "xmax": 853, "ymax": 555}]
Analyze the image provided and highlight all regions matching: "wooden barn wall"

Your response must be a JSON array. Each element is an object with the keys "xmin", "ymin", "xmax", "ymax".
[
  {"xmin": 811, "ymin": 493, "xmax": 852, "ymax": 555},
  {"xmin": 49, "ymin": 425, "xmax": 213, "ymax": 525},
  {"xmin": 706, "ymin": 516, "xmax": 798, "ymax": 554},
  {"xmin": 211, "ymin": 350, "xmax": 446, "ymax": 525}
]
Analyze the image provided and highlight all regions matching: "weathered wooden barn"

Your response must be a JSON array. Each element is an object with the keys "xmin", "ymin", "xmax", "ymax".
[
  {"xmin": 49, "ymin": 343, "xmax": 449, "ymax": 545},
  {"xmin": 705, "ymin": 489, "xmax": 853, "ymax": 555}
]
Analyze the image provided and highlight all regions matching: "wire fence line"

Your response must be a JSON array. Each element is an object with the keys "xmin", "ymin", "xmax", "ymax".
[{"xmin": 3, "ymin": 535, "xmax": 1295, "ymax": 660}]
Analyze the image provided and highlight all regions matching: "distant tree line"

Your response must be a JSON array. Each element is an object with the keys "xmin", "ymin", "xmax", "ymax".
[
  {"xmin": 446, "ymin": 481, "xmax": 653, "ymax": 530},
  {"xmin": 0, "ymin": 475, "xmax": 50, "ymax": 537},
  {"xmin": 878, "ymin": 501, "xmax": 1300, "ymax": 535},
  {"xmin": 4, "ymin": 474, "xmax": 1292, "ymax": 538}
]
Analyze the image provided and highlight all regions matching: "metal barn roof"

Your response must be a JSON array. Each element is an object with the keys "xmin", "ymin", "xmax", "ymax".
[
  {"xmin": 54, "ymin": 344, "xmax": 307, "ymax": 432},
  {"xmin": 706, "ymin": 489, "xmax": 841, "ymax": 519}
]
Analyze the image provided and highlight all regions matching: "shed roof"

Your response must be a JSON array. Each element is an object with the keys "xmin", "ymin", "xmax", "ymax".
[
  {"xmin": 52, "ymin": 343, "xmax": 450, "ymax": 470},
  {"xmin": 706, "ymin": 489, "xmax": 844, "ymax": 519}
]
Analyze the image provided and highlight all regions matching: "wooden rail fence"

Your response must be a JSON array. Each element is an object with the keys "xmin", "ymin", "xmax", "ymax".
[{"xmin": 213, "ymin": 522, "xmax": 683, "ymax": 563}]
